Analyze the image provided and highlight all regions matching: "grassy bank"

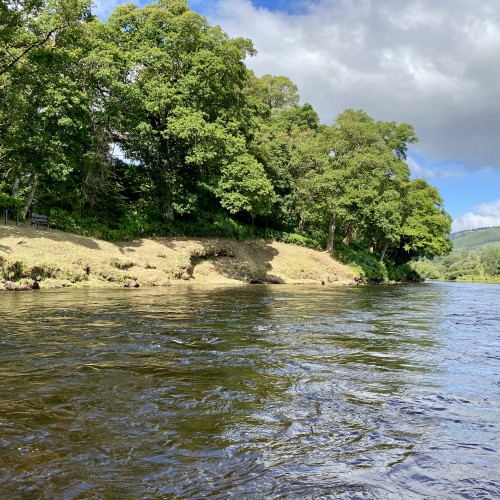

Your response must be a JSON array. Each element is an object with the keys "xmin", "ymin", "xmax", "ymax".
[
  {"xmin": 0, "ymin": 226, "xmax": 357, "ymax": 290},
  {"xmin": 451, "ymin": 276, "xmax": 500, "ymax": 284}
]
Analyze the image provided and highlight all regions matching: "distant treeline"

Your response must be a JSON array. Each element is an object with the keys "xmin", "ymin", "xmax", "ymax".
[
  {"xmin": 1, "ymin": 0, "xmax": 452, "ymax": 271},
  {"xmin": 413, "ymin": 247, "xmax": 500, "ymax": 281}
]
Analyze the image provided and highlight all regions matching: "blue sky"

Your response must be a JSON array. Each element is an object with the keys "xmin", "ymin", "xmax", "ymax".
[
  {"xmin": 93, "ymin": 0, "xmax": 500, "ymax": 232},
  {"xmin": 193, "ymin": 0, "xmax": 319, "ymax": 15}
]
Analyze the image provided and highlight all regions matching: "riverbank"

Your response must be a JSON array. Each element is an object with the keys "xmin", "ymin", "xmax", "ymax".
[
  {"xmin": 446, "ymin": 276, "xmax": 500, "ymax": 284},
  {"xmin": 0, "ymin": 226, "xmax": 357, "ymax": 290}
]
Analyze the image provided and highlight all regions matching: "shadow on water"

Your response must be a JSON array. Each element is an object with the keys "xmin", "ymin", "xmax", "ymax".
[{"xmin": 0, "ymin": 283, "xmax": 498, "ymax": 498}]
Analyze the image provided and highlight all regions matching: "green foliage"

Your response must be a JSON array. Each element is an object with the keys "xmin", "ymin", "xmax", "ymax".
[
  {"xmin": 442, "ymin": 250, "xmax": 483, "ymax": 280},
  {"xmin": 252, "ymin": 74, "xmax": 300, "ymax": 110},
  {"xmin": 411, "ymin": 245, "xmax": 500, "ymax": 281},
  {"xmin": 297, "ymin": 109, "xmax": 432, "ymax": 259},
  {"xmin": 419, "ymin": 228, "xmax": 500, "ymax": 281},
  {"xmin": 409, "ymin": 259, "xmax": 442, "ymax": 279},
  {"xmin": 450, "ymin": 226, "xmax": 500, "ymax": 251},
  {"xmin": 481, "ymin": 246, "xmax": 500, "ymax": 276},
  {"xmin": 335, "ymin": 244, "xmax": 424, "ymax": 282},
  {"xmin": 385, "ymin": 262, "xmax": 422, "ymax": 282},
  {"xmin": 335, "ymin": 244, "xmax": 388, "ymax": 282},
  {"xmin": 94, "ymin": 0, "xmax": 258, "ymax": 220},
  {"xmin": 396, "ymin": 178, "xmax": 452, "ymax": 262},
  {"xmin": 0, "ymin": 0, "xmax": 92, "ymax": 77},
  {"xmin": 0, "ymin": 0, "xmax": 452, "ymax": 281},
  {"xmin": 216, "ymin": 154, "xmax": 275, "ymax": 221},
  {"xmin": 0, "ymin": 193, "xmax": 23, "ymax": 209},
  {"xmin": 441, "ymin": 247, "xmax": 500, "ymax": 280},
  {"xmin": 265, "ymin": 230, "xmax": 323, "ymax": 249}
]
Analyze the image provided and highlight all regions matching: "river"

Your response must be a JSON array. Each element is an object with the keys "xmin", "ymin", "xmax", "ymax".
[{"xmin": 0, "ymin": 282, "xmax": 498, "ymax": 498}]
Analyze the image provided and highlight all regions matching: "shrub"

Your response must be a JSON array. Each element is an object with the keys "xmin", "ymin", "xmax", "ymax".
[
  {"xmin": 0, "ymin": 193, "xmax": 23, "ymax": 210},
  {"xmin": 335, "ymin": 244, "xmax": 388, "ymax": 282}
]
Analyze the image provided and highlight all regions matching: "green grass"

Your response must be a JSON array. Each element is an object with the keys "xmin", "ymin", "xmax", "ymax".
[{"xmin": 450, "ymin": 226, "xmax": 500, "ymax": 252}]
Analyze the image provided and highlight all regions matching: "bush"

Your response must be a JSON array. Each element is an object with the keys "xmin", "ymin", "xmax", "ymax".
[
  {"xmin": 36, "ymin": 209, "xmax": 333, "ymax": 263},
  {"xmin": 335, "ymin": 244, "xmax": 388, "ymax": 282},
  {"xmin": 409, "ymin": 259, "xmax": 442, "ymax": 279},
  {"xmin": 0, "ymin": 193, "xmax": 23, "ymax": 210},
  {"xmin": 264, "ymin": 230, "xmax": 323, "ymax": 249},
  {"xmin": 386, "ymin": 262, "xmax": 423, "ymax": 282}
]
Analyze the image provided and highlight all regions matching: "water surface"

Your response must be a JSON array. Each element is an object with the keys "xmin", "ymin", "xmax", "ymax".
[{"xmin": 0, "ymin": 283, "xmax": 499, "ymax": 498}]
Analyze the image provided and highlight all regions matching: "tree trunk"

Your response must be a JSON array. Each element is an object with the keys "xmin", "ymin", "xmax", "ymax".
[
  {"xmin": 343, "ymin": 224, "xmax": 356, "ymax": 246},
  {"xmin": 160, "ymin": 171, "xmax": 175, "ymax": 220},
  {"xmin": 161, "ymin": 190, "xmax": 174, "ymax": 220},
  {"xmin": 22, "ymin": 173, "xmax": 38, "ymax": 219},
  {"xmin": 342, "ymin": 226, "xmax": 351, "ymax": 246},
  {"xmin": 379, "ymin": 242, "xmax": 388, "ymax": 262},
  {"xmin": 12, "ymin": 177, "xmax": 20, "ymax": 197},
  {"xmin": 327, "ymin": 212, "xmax": 336, "ymax": 255},
  {"xmin": 165, "ymin": 206, "xmax": 174, "ymax": 220}
]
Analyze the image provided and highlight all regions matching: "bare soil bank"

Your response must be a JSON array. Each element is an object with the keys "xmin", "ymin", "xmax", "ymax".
[{"xmin": 0, "ymin": 226, "xmax": 357, "ymax": 290}]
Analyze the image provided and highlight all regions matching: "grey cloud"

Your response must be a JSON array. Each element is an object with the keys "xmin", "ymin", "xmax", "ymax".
[{"xmin": 211, "ymin": 0, "xmax": 500, "ymax": 170}]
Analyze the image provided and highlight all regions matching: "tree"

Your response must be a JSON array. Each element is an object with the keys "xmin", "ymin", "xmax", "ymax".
[
  {"xmin": 0, "ymin": 0, "xmax": 91, "ymax": 78},
  {"xmin": 299, "ymin": 165, "xmax": 348, "ymax": 253},
  {"xmin": 481, "ymin": 246, "xmax": 500, "ymax": 276},
  {"xmin": 252, "ymin": 74, "xmax": 299, "ymax": 110},
  {"xmin": 249, "ymin": 102, "xmax": 328, "ymax": 230},
  {"xmin": 300, "ymin": 109, "xmax": 417, "ymax": 256},
  {"xmin": 0, "ymin": 0, "xmax": 94, "ymax": 217},
  {"xmin": 395, "ymin": 178, "xmax": 452, "ymax": 263},
  {"xmin": 215, "ymin": 153, "xmax": 275, "ymax": 223},
  {"xmin": 92, "ymin": 0, "xmax": 258, "ymax": 220}
]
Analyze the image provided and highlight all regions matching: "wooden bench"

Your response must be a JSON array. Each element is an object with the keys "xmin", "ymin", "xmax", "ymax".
[{"xmin": 31, "ymin": 213, "xmax": 49, "ymax": 230}]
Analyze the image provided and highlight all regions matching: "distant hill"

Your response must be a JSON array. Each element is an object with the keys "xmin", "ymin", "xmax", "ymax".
[{"xmin": 450, "ymin": 226, "xmax": 500, "ymax": 252}]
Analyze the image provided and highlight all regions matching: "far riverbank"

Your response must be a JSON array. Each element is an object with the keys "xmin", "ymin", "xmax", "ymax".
[{"xmin": 0, "ymin": 226, "xmax": 357, "ymax": 290}]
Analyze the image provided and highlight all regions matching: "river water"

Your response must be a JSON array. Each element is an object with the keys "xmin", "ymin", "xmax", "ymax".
[{"xmin": 0, "ymin": 282, "xmax": 498, "ymax": 499}]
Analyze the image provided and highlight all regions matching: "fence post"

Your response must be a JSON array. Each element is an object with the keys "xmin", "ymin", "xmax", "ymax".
[
  {"xmin": 4, "ymin": 209, "xmax": 7, "ymax": 226},
  {"xmin": 16, "ymin": 209, "xmax": 19, "ymax": 226}
]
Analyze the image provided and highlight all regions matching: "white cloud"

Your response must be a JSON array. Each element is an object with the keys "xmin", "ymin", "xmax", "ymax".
[
  {"xmin": 407, "ymin": 156, "xmax": 465, "ymax": 180},
  {"xmin": 452, "ymin": 200, "xmax": 500, "ymax": 232}
]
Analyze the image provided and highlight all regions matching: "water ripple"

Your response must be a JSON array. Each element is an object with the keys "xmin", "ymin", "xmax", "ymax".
[{"xmin": 0, "ymin": 283, "xmax": 499, "ymax": 498}]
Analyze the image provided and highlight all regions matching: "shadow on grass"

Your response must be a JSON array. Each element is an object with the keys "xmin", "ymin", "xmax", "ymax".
[
  {"xmin": 198, "ymin": 240, "xmax": 283, "ymax": 284},
  {"xmin": 0, "ymin": 225, "xmax": 102, "ymax": 250},
  {"xmin": 118, "ymin": 236, "xmax": 283, "ymax": 284}
]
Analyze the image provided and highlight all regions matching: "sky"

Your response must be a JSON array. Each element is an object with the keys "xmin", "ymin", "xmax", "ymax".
[{"xmin": 93, "ymin": 0, "xmax": 500, "ymax": 232}]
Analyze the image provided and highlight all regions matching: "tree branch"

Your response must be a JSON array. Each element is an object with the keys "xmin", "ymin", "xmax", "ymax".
[{"xmin": 0, "ymin": 24, "xmax": 69, "ymax": 77}]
